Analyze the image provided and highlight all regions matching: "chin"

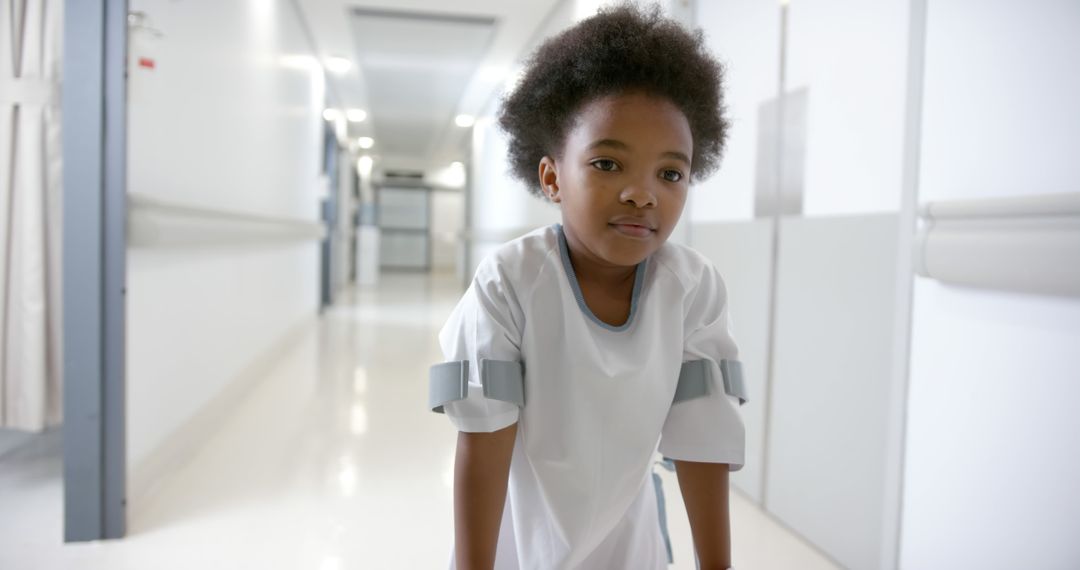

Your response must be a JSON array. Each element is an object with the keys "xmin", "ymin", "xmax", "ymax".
[{"xmin": 600, "ymin": 237, "xmax": 656, "ymax": 267}]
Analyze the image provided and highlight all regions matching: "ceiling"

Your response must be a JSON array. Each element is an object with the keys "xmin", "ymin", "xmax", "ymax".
[{"xmin": 296, "ymin": 0, "xmax": 564, "ymax": 171}]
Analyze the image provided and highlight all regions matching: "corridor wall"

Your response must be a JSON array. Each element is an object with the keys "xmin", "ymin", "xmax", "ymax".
[
  {"xmin": 901, "ymin": 1, "xmax": 1080, "ymax": 567},
  {"xmin": 125, "ymin": 0, "xmax": 325, "ymax": 506},
  {"xmin": 692, "ymin": 1, "xmax": 914, "ymax": 568},
  {"xmin": 464, "ymin": 0, "xmax": 573, "ymax": 279}
]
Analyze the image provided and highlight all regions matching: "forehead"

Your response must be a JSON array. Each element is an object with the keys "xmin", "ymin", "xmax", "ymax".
[{"xmin": 564, "ymin": 92, "xmax": 693, "ymax": 154}]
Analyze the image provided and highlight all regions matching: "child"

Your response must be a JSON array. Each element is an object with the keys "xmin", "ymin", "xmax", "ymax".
[{"xmin": 428, "ymin": 4, "xmax": 747, "ymax": 569}]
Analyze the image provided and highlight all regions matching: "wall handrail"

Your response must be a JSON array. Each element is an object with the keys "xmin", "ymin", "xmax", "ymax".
[
  {"xmin": 914, "ymin": 192, "xmax": 1080, "ymax": 297},
  {"xmin": 920, "ymin": 192, "xmax": 1080, "ymax": 221},
  {"xmin": 128, "ymin": 193, "xmax": 326, "ymax": 248}
]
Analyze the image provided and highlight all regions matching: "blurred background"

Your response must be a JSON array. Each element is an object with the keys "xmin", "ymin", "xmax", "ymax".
[{"xmin": 1, "ymin": 0, "xmax": 1078, "ymax": 568}]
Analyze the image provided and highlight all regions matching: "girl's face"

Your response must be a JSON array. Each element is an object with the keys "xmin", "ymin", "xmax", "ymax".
[{"xmin": 539, "ymin": 92, "xmax": 692, "ymax": 268}]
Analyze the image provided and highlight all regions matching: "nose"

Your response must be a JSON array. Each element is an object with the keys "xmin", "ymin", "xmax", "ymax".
[{"xmin": 619, "ymin": 182, "xmax": 657, "ymax": 209}]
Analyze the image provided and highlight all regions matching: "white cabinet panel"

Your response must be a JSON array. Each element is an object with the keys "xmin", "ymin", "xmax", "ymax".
[
  {"xmin": 692, "ymin": 220, "xmax": 776, "ymax": 504},
  {"xmin": 766, "ymin": 214, "xmax": 900, "ymax": 570}
]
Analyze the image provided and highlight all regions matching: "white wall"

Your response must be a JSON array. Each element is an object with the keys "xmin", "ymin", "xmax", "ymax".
[
  {"xmin": 468, "ymin": 115, "xmax": 560, "ymax": 276},
  {"xmin": 693, "ymin": 0, "xmax": 910, "ymax": 221},
  {"xmin": 431, "ymin": 190, "xmax": 465, "ymax": 272},
  {"xmin": 693, "ymin": 2, "xmax": 915, "ymax": 568},
  {"xmin": 125, "ymin": 0, "xmax": 324, "ymax": 502},
  {"xmin": 465, "ymin": 0, "xmax": 575, "ymax": 276},
  {"xmin": 901, "ymin": 1, "xmax": 1080, "ymax": 568},
  {"xmin": 692, "ymin": 0, "xmax": 779, "ymax": 222},
  {"xmin": 784, "ymin": 0, "xmax": 910, "ymax": 216}
]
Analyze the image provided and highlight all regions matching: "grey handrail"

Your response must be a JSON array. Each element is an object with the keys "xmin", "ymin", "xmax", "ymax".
[
  {"xmin": 914, "ymin": 192, "xmax": 1080, "ymax": 297},
  {"xmin": 128, "ymin": 193, "xmax": 326, "ymax": 247}
]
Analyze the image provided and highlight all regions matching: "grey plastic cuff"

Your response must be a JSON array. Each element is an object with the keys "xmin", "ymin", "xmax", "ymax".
[
  {"xmin": 673, "ymin": 360, "xmax": 710, "ymax": 402},
  {"xmin": 480, "ymin": 359, "xmax": 525, "ymax": 407},
  {"xmin": 673, "ymin": 359, "xmax": 748, "ymax": 406},
  {"xmin": 429, "ymin": 361, "xmax": 469, "ymax": 413},
  {"xmin": 428, "ymin": 359, "xmax": 525, "ymax": 413},
  {"xmin": 720, "ymin": 359, "xmax": 748, "ymax": 406}
]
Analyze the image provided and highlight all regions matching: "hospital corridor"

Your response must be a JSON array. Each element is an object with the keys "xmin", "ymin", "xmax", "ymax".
[{"xmin": 2, "ymin": 1, "xmax": 1079, "ymax": 569}]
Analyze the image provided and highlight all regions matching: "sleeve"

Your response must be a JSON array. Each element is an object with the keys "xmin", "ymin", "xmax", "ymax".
[
  {"xmin": 427, "ymin": 259, "xmax": 525, "ymax": 433},
  {"xmin": 658, "ymin": 263, "xmax": 748, "ymax": 471}
]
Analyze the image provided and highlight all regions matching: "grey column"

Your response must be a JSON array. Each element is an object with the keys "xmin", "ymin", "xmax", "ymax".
[{"xmin": 62, "ymin": 0, "xmax": 128, "ymax": 542}]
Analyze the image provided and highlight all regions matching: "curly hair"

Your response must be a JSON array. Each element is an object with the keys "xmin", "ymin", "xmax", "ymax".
[{"xmin": 497, "ymin": 3, "xmax": 730, "ymax": 197}]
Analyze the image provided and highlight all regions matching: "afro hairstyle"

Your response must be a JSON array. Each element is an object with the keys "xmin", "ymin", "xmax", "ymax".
[{"xmin": 497, "ymin": 3, "xmax": 730, "ymax": 198}]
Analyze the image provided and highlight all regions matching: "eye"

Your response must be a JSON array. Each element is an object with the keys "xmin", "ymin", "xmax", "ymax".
[
  {"xmin": 590, "ymin": 159, "xmax": 619, "ymax": 172},
  {"xmin": 660, "ymin": 169, "xmax": 684, "ymax": 183}
]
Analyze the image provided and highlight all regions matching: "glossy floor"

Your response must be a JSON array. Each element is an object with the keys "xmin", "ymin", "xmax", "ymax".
[{"xmin": 0, "ymin": 273, "xmax": 838, "ymax": 569}]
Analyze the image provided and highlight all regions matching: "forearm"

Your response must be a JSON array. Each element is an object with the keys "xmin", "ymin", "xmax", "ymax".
[
  {"xmin": 674, "ymin": 459, "xmax": 732, "ymax": 570},
  {"xmin": 454, "ymin": 422, "xmax": 518, "ymax": 570}
]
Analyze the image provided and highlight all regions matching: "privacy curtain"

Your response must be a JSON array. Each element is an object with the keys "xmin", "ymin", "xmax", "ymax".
[{"xmin": 1, "ymin": 0, "xmax": 63, "ymax": 431}]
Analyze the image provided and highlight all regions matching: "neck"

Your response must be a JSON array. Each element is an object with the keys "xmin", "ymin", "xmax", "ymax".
[{"xmin": 561, "ymin": 224, "xmax": 638, "ymax": 287}]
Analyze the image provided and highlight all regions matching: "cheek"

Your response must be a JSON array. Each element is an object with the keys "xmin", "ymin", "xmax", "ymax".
[
  {"xmin": 667, "ymin": 188, "xmax": 689, "ymax": 210},
  {"xmin": 660, "ymin": 190, "xmax": 688, "ymax": 223},
  {"xmin": 565, "ymin": 172, "xmax": 614, "ymax": 208}
]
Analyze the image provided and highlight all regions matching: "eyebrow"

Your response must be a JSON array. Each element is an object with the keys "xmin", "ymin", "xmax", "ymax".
[{"xmin": 586, "ymin": 138, "xmax": 691, "ymax": 166}]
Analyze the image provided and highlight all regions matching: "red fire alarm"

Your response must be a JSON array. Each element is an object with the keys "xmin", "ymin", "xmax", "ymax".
[{"xmin": 138, "ymin": 57, "xmax": 155, "ymax": 70}]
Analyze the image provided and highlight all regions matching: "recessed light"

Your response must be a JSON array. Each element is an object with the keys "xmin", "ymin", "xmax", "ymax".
[
  {"xmin": 346, "ymin": 109, "xmax": 367, "ymax": 122},
  {"xmin": 357, "ymin": 137, "xmax": 374, "ymax": 149},
  {"xmin": 455, "ymin": 114, "xmax": 475, "ymax": 128},
  {"xmin": 322, "ymin": 109, "xmax": 340, "ymax": 121}
]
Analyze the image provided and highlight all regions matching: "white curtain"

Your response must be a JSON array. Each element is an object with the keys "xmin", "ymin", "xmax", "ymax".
[{"xmin": 1, "ymin": 0, "xmax": 63, "ymax": 432}]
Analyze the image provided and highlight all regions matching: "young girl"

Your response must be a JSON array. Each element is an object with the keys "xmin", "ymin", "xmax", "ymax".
[{"xmin": 428, "ymin": 5, "xmax": 747, "ymax": 569}]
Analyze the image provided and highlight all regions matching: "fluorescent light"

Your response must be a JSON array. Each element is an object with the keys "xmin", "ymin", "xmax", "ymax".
[
  {"xmin": 455, "ymin": 114, "xmax": 475, "ymax": 128},
  {"xmin": 356, "ymin": 156, "xmax": 373, "ymax": 177},
  {"xmin": 322, "ymin": 108, "xmax": 340, "ymax": 121},
  {"xmin": 346, "ymin": 108, "xmax": 367, "ymax": 122},
  {"xmin": 357, "ymin": 137, "xmax": 374, "ymax": 149},
  {"xmin": 325, "ymin": 56, "xmax": 352, "ymax": 74}
]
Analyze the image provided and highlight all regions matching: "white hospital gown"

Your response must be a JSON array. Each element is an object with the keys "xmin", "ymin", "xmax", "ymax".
[{"xmin": 430, "ymin": 224, "xmax": 747, "ymax": 569}]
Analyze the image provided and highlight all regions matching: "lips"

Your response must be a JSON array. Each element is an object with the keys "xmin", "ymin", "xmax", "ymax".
[{"xmin": 609, "ymin": 216, "xmax": 657, "ymax": 238}]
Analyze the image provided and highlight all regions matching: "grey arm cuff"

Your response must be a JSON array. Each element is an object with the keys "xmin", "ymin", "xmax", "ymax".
[
  {"xmin": 673, "ymin": 359, "xmax": 748, "ymax": 406},
  {"xmin": 480, "ymin": 359, "xmax": 525, "ymax": 407},
  {"xmin": 719, "ymin": 359, "xmax": 748, "ymax": 406},
  {"xmin": 429, "ymin": 361, "xmax": 469, "ymax": 413},
  {"xmin": 428, "ymin": 359, "xmax": 525, "ymax": 413}
]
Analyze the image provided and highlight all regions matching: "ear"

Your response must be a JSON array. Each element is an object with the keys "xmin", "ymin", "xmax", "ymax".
[{"xmin": 538, "ymin": 156, "xmax": 561, "ymax": 203}]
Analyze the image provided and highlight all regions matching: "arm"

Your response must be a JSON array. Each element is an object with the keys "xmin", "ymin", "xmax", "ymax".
[
  {"xmin": 454, "ymin": 422, "xmax": 518, "ymax": 570},
  {"xmin": 674, "ymin": 459, "xmax": 732, "ymax": 570}
]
